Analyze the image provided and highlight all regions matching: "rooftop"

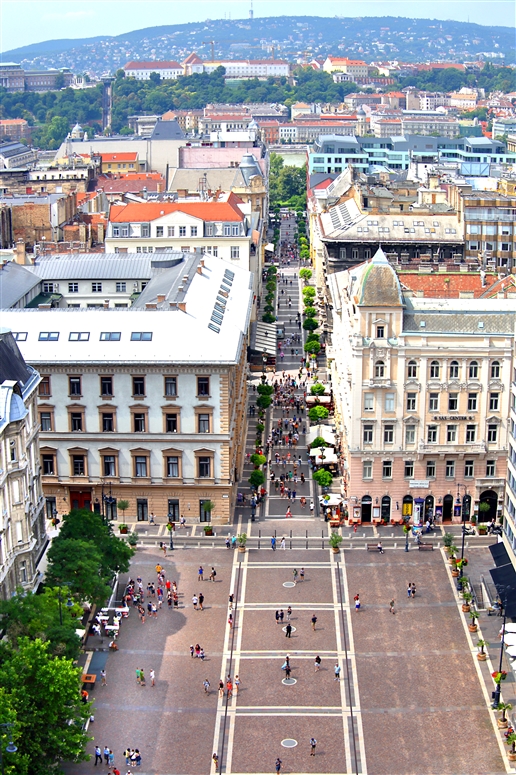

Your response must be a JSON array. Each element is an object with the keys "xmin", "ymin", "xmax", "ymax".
[{"xmin": 108, "ymin": 192, "xmax": 245, "ymax": 224}]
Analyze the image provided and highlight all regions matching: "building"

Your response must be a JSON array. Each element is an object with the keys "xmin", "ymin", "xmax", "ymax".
[
  {"xmin": 0, "ymin": 331, "xmax": 46, "ymax": 599},
  {"xmin": 503, "ymin": 335, "xmax": 516, "ymax": 563},
  {"xmin": 0, "ymin": 119, "xmax": 31, "ymax": 142},
  {"xmin": 327, "ymin": 249, "xmax": 515, "ymax": 526},
  {"xmin": 100, "ymin": 152, "xmax": 140, "ymax": 174},
  {"xmin": 492, "ymin": 117, "xmax": 516, "ymax": 139},
  {"xmin": 0, "ymin": 253, "xmax": 253, "ymax": 525},
  {"xmin": 123, "ymin": 61, "xmax": 183, "ymax": 80},
  {"xmin": 187, "ymin": 56, "xmax": 290, "ymax": 79},
  {"xmin": 0, "ymin": 141, "xmax": 37, "ymax": 170},
  {"xmin": 0, "ymin": 62, "xmax": 73, "ymax": 92},
  {"xmin": 418, "ymin": 92, "xmax": 450, "ymax": 111},
  {"xmin": 3, "ymin": 193, "xmax": 78, "ymax": 249},
  {"xmin": 323, "ymin": 57, "xmax": 369, "ymax": 79},
  {"xmin": 370, "ymin": 112, "xmax": 460, "ymax": 139}
]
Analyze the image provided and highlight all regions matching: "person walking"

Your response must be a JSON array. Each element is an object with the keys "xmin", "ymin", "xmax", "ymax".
[
  {"xmin": 293, "ymin": 568, "xmax": 298, "ymax": 584},
  {"xmin": 199, "ymin": 592, "xmax": 204, "ymax": 611},
  {"xmin": 280, "ymin": 536, "xmax": 286, "ymax": 550},
  {"xmin": 198, "ymin": 566, "xmax": 204, "ymax": 582},
  {"xmin": 101, "ymin": 669, "xmax": 107, "ymax": 687},
  {"xmin": 275, "ymin": 758, "xmax": 282, "ymax": 772},
  {"xmin": 314, "ymin": 655, "xmax": 321, "ymax": 672},
  {"xmin": 389, "ymin": 598, "xmax": 396, "ymax": 614},
  {"xmin": 407, "ymin": 583, "xmax": 412, "ymax": 599},
  {"xmin": 275, "ymin": 610, "xmax": 280, "ymax": 625},
  {"xmin": 354, "ymin": 593, "xmax": 361, "ymax": 611},
  {"xmin": 271, "ymin": 536, "xmax": 276, "ymax": 551},
  {"xmin": 311, "ymin": 614, "xmax": 317, "ymax": 631},
  {"xmin": 411, "ymin": 582, "xmax": 416, "ymax": 598},
  {"xmin": 210, "ymin": 567, "xmax": 217, "ymax": 582},
  {"xmin": 225, "ymin": 537, "xmax": 231, "ymax": 549},
  {"xmin": 104, "ymin": 746, "xmax": 110, "ymax": 765},
  {"xmin": 285, "ymin": 664, "xmax": 291, "ymax": 680},
  {"xmin": 135, "ymin": 667, "xmax": 141, "ymax": 685},
  {"xmin": 285, "ymin": 623, "xmax": 292, "ymax": 638},
  {"xmin": 310, "ymin": 738, "xmax": 317, "ymax": 756},
  {"xmin": 192, "ymin": 594, "xmax": 198, "ymax": 611},
  {"xmin": 234, "ymin": 675, "xmax": 240, "ymax": 695},
  {"xmin": 334, "ymin": 663, "xmax": 341, "ymax": 681},
  {"xmin": 204, "ymin": 678, "xmax": 210, "ymax": 694},
  {"xmin": 286, "ymin": 606, "xmax": 292, "ymax": 621},
  {"xmin": 226, "ymin": 677, "xmax": 233, "ymax": 698},
  {"xmin": 218, "ymin": 680, "xmax": 224, "ymax": 698},
  {"xmin": 279, "ymin": 610, "xmax": 284, "ymax": 625},
  {"xmin": 150, "ymin": 669, "xmax": 155, "ymax": 687},
  {"xmin": 94, "ymin": 746, "xmax": 102, "ymax": 766},
  {"xmin": 139, "ymin": 669, "xmax": 146, "ymax": 686},
  {"xmin": 299, "ymin": 568, "xmax": 305, "ymax": 582}
]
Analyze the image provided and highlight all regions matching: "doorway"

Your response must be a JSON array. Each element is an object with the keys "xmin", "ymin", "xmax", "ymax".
[
  {"xmin": 70, "ymin": 491, "xmax": 91, "ymax": 511},
  {"xmin": 442, "ymin": 494, "xmax": 454, "ymax": 522},
  {"xmin": 361, "ymin": 495, "xmax": 372, "ymax": 523},
  {"xmin": 479, "ymin": 490, "xmax": 497, "ymax": 522},
  {"xmin": 200, "ymin": 500, "xmax": 212, "ymax": 523},
  {"xmin": 137, "ymin": 499, "xmax": 148, "ymax": 521},
  {"xmin": 424, "ymin": 495, "xmax": 434, "ymax": 521},
  {"xmin": 168, "ymin": 499, "xmax": 180, "ymax": 521},
  {"xmin": 402, "ymin": 495, "xmax": 413, "ymax": 520},
  {"xmin": 381, "ymin": 495, "xmax": 391, "ymax": 522}
]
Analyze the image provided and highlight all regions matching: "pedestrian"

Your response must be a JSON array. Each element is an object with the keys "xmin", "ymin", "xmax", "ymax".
[
  {"xmin": 271, "ymin": 536, "xmax": 276, "ymax": 551},
  {"xmin": 275, "ymin": 610, "xmax": 280, "ymax": 625},
  {"xmin": 199, "ymin": 592, "xmax": 204, "ymax": 611},
  {"xmin": 234, "ymin": 675, "xmax": 240, "ymax": 695},
  {"xmin": 389, "ymin": 598, "xmax": 395, "ymax": 614},
  {"xmin": 218, "ymin": 680, "xmax": 224, "ymax": 697},
  {"xmin": 225, "ymin": 537, "xmax": 230, "ymax": 549},
  {"xmin": 190, "ymin": 645, "xmax": 195, "ymax": 658},
  {"xmin": 285, "ymin": 664, "xmax": 291, "ymax": 680},
  {"xmin": 212, "ymin": 752, "xmax": 219, "ymax": 771},
  {"xmin": 104, "ymin": 746, "xmax": 110, "ymax": 765},
  {"xmin": 180, "ymin": 515, "xmax": 186, "ymax": 528},
  {"xmin": 155, "ymin": 563, "xmax": 163, "ymax": 576},
  {"xmin": 275, "ymin": 758, "xmax": 282, "ymax": 772},
  {"xmin": 411, "ymin": 582, "xmax": 416, "ymax": 598},
  {"xmin": 407, "ymin": 583, "xmax": 412, "ymax": 599},
  {"xmin": 285, "ymin": 507, "xmax": 292, "ymax": 519},
  {"xmin": 279, "ymin": 610, "xmax": 284, "ymax": 625},
  {"xmin": 192, "ymin": 594, "xmax": 198, "ymax": 610},
  {"xmin": 228, "ymin": 612, "xmax": 233, "ymax": 629},
  {"xmin": 314, "ymin": 655, "xmax": 321, "ymax": 672},
  {"xmin": 123, "ymin": 748, "xmax": 131, "ymax": 766},
  {"xmin": 204, "ymin": 678, "xmax": 211, "ymax": 694},
  {"xmin": 150, "ymin": 669, "xmax": 155, "ymax": 687},
  {"xmin": 135, "ymin": 667, "xmax": 141, "ymax": 684},
  {"xmin": 311, "ymin": 614, "xmax": 317, "ymax": 631},
  {"xmin": 94, "ymin": 746, "xmax": 102, "ymax": 766},
  {"xmin": 377, "ymin": 541, "xmax": 384, "ymax": 554},
  {"xmin": 285, "ymin": 623, "xmax": 292, "ymax": 638},
  {"xmin": 286, "ymin": 606, "xmax": 292, "ymax": 621},
  {"xmin": 200, "ymin": 648, "xmax": 205, "ymax": 661},
  {"xmin": 354, "ymin": 593, "xmax": 361, "ymax": 611},
  {"xmin": 139, "ymin": 669, "xmax": 145, "ymax": 686},
  {"xmin": 108, "ymin": 751, "xmax": 115, "ymax": 767},
  {"xmin": 210, "ymin": 567, "xmax": 217, "ymax": 582},
  {"xmin": 310, "ymin": 738, "xmax": 317, "ymax": 756},
  {"xmin": 228, "ymin": 593, "xmax": 234, "ymax": 610},
  {"xmin": 227, "ymin": 678, "xmax": 233, "ymax": 697},
  {"xmin": 334, "ymin": 663, "xmax": 341, "ymax": 680},
  {"xmin": 198, "ymin": 565, "xmax": 204, "ymax": 582},
  {"xmin": 293, "ymin": 568, "xmax": 298, "ymax": 584},
  {"xmin": 299, "ymin": 567, "xmax": 304, "ymax": 582},
  {"xmin": 195, "ymin": 644, "xmax": 201, "ymax": 658},
  {"xmin": 101, "ymin": 669, "xmax": 107, "ymax": 687},
  {"xmin": 280, "ymin": 536, "xmax": 286, "ymax": 550}
]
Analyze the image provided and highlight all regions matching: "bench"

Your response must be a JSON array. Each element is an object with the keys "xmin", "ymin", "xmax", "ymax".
[
  {"xmin": 366, "ymin": 544, "xmax": 384, "ymax": 552},
  {"xmin": 418, "ymin": 543, "xmax": 434, "ymax": 551},
  {"xmin": 81, "ymin": 673, "xmax": 96, "ymax": 688}
]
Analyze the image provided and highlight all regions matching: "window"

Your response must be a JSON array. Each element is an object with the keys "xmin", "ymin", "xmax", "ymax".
[
  {"xmin": 167, "ymin": 226, "xmax": 175, "ymax": 237},
  {"xmin": 363, "ymin": 425, "xmax": 373, "ymax": 444},
  {"xmin": 197, "ymin": 377, "xmax": 210, "ymax": 397},
  {"xmin": 231, "ymin": 225, "xmax": 239, "ymax": 236},
  {"xmin": 39, "ymin": 332, "xmax": 59, "ymax": 341},
  {"xmin": 72, "ymin": 455, "xmax": 85, "ymax": 476},
  {"xmin": 363, "ymin": 460, "xmax": 372, "ymax": 479},
  {"xmin": 427, "ymin": 425, "xmax": 438, "ymax": 443},
  {"xmin": 407, "ymin": 361, "xmax": 417, "ymax": 379},
  {"xmin": 464, "ymin": 460, "xmax": 474, "ymax": 478},
  {"xmin": 489, "ymin": 393, "xmax": 500, "ymax": 412},
  {"xmin": 92, "ymin": 282, "xmax": 102, "ymax": 293},
  {"xmin": 429, "ymin": 360, "xmax": 440, "ymax": 379},
  {"xmin": 141, "ymin": 224, "xmax": 150, "ymax": 237},
  {"xmin": 100, "ymin": 332, "xmax": 121, "ymax": 341},
  {"xmin": 40, "ymin": 411, "xmax": 52, "ymax": 431},
  {"xmin": 71, "ymin": 413, "xmax": 83, "ymax": 432},
  {"xmin": 447, "ymin": 425, "xmax": 457, "ymax": 443},
  {"xmin": 468, "ymin": 361, "xmax": 479, "ymax": 379},
  {"xmin": 382, "ymin": 460, "xmax": 392, "ymax": 478},
  {"xmin": 102, "ymin": 413, "xmax": 114, "ymax": 432},
  {"xmin": 448, "ymin": 360, "xmax": 459, "ymax": 379},
  {"xmin": 429, "ymin": 393, "xmax": 439, "ymax": 412},
  {"xmin": 406, "ymin": 393, "xmax": 416, "ymax": 411},
  {"xmin": 426, "ymin": 460, "xmax": 436, "ymax": 478},
  {"xmin": 112, "ymin": 227, "xmax": 120, "ymax": 237},
  {"xmin": 384, "ymin": 425, "xmax": 394, "ymax": 444},
  {"xmin": 100, "ymin": 376, "xmax": 113, "ymax": 396},
  {"xmin": 42, "ymin": 282, "xmax": 55, "ymax": 293},
  {"xmin": 69, "ymin": 332, "xmax": 89, "ymax": 342},
  {"xmin": 404, "ymin": 460, "xmax": 414, "ymax": 478},
  {"xmin": 132, "ymin": 377, "xmax": 145, "ymax": 396},
  {"xmin": 447, "ymin": 393, "xmax": 458, "ymax": 412},
  {"xmin": 69, "ymin": 376, "xmax": 81, "ymax": 396},
  {"xmin": 131, "ymin": 332, "xmax": 152, "ymax": 341},
  {"xmin": 135, "ymin": 456, "xmax": 148, "ymax": 477},
  {"xmin": 198, "ymin": 456, "xmax": 211, "ymax": 478},
  {"xmin": 364, "ymin": 393, "xmax": 374, "ymax": 411},
  {"xmin": 134, "ymin": 413, "xmax": 146, "ymax": 433},
  {"xmin": 12, "ymin": 332, "xmax": 27, "ymax": 341},
  {"xmin": 405, "ymin": 425, "xmax": 416, "ymax": 445},
  {"xmin": 156, "ymin": 227, "xmax": 164, "ymax": 238},
  {"xmin": 375, "ymin": 360, "xmax": 385, "ymax": 378},
  {"xmin": 376, "ymin": 325, "xmax": 385, "ymax": 339},
  {"xmin": 166, "ymin": 456, "xmax": 179, "ymax": 477},
  {"xmin": 467, "ymin": 393, "xmax": 478, "ymax": 412},
  {"xmin": 491, "ymin": 361, "xmax": 501, "ymax": 379},
  {"xmin": 445, "ymin": 460, "xmax": 455, "ymax": 478},
  {"xmin": 103, "ymin": 455, "xmax": 116, "ymax": 477},
  {"xmin": 190, "ymin": 226, "xmax": 197, "ymax": 237},
  {"xmin": 486, "ymin": 459, "xmax": 496, "ymax": 477},
  {"xmin": 179, "ymin": 226, "xmax": 186, "ymax": 237},
  {"xmin": 39, "ymin": 376, "xmax": 51, "ymax": 397},
  {"xmin": 42, "ymin": 454, "xmax": 55, "ymax": 475},
  {"xmin": 68, "ymin": 282, "xmax": 78, "ymax": 293},
  {"xmin": 223, "ymin": 225, "xmax": 231, "ymax": 236},
  {"xmin": 466, "ymin": 425, "xmax": 476, "ymax": 443},
  {"xmin": 385, "ymin": 393, "xmax": 394, "ymax": 412},
  {"xmin": 230, "ymin": 246, "xmax": 240, "ymax": 259},
  {"xmin": 164, "ymin": 377, "xmax": 177, "ymax": 396},
  {"xmin": 198, "ymin": 413, "xmax": 210, "ymax": 433},
  {"xmin": 116, "ymin": 282, "xmax": 126, "ymax": 292},
  {"xmin": 206, "ymin": 225, "xmax": 213, "ymax": 237},
  {"xmin": 487, "ymin": 424, "xmax": 498, "ymax": 443},
  {"xmin": 166, "ymin": 414, "xmax": 178, "ymax": 433}
]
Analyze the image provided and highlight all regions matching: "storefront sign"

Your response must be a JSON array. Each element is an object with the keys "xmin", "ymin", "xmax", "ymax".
[
  {"xmin": 432, "ymin": 416, "xmax": 475, "ymax": 421},
  {"xmin": 409, "ymin": 479, "xmax": 429, "ymax": 489}
]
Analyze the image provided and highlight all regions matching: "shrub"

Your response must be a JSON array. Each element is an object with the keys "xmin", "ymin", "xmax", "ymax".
[
  {"xmin": 266, "ymin": 280, "xmax": 276, "ymax": 292},
  {"xmin": 249, "ymin": 470, "xmax": 265, "ymax": 489},
  {"xmin": 250, "ymin": 453, "xmax": 266, "ymax": 468},
  {"xmin": 310, "ymin": 435, "xmax": 330, "ymax": 449},
  {"xmin": 299, "ymin": 269, "xmax": 312, "ymax": 284},
  {"xmin": 255, "ymin": 422, "xmax": 265, "ymax": 434},
  {"xmin": 256, "ymin": 383, "xmax": 273, "ymax": 395},
  {"xmin": 304, "ymin": 341, "xmax": 321, "ymax": 355},
  {"xmin": 306, "ymin": 332, "xmax": 320, "ymax": 343},
  {"xmin": 310, "ymin": 382, "xmax": 326, "ymax": 395},
  {"xmin": 263, "ymin": 304, "xmax": 275, "ymax": 313},
  {"xmin": 308, "ymin": 405, "xmax": 329, "ymax": 422},
  {"xmin": 303, "ymin": 318, "xmax": 319, "ymax": 331},
  {"xmin": 302, "ymin": 286, "xmax": 316, "ymax": 298},
  {"xmin": 262, "ymin": 313, "xmax": 276, "ymax": 323},
  {"xmin": 256, "ymin": 395, "xmax": 272, "ymax": 409},
  {"xmin": 303, "ymin": 306, "xmax": 317, "ymax": 318}
]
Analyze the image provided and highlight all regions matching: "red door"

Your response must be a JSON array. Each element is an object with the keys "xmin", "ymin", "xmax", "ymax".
[{"xmin": 70, "ymin": 491, "xmax": 92, "ymax": 511}]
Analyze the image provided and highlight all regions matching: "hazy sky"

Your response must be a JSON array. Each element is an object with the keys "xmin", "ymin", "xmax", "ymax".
[{"xmin": 1, "ymin": 0, "xmax": 512, "ymax": 52}]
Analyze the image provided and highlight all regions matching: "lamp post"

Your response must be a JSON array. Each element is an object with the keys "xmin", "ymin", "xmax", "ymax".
[
  {"xmin": 167, "ymin": 514, "xmax": 174, "ymax": 550},
  {"xmin": 492, "ymin": 586, "xmax": 512, "ymax": 709},
  {"xmin": 457, "ymin": 484, "xmax": 468, "ymax": 589},
  {"xmin": 0, "ymin": 723, "xmax": 17, "ymax": 775}
]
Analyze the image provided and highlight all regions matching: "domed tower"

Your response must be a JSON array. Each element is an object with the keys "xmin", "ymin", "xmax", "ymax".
[
  {"xmin": 356, "ymin": 107, "xmax": 367, "ymax": 136},
  {"xmin": 70, "ymin": 123, "xmax": 84, "ymax": 140}
]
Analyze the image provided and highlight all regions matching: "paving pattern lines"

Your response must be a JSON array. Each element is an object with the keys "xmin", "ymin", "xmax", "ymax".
[
  {"xmin": 211, "ymin": 547, "xmax": 367, "ymax": 775},
  {"xmin": 343, "ymin": 548, "xmax": 508, "ymax": 775}
]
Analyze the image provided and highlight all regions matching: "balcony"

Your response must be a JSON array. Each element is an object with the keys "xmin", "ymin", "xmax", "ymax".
[{"xmin": 417, "ymin": 441, "xmax": 487, "ymax": 455}]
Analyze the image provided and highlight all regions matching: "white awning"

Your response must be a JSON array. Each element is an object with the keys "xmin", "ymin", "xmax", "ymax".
[
  {"xmin": 265, "ymin": 243, "xmax": 275, "ymax": 252},
  {"xmin": 307, "ymin": 425, "xmax": 336, "ymax": 446},
  {"xmin": 310, "ymin": 449, "xmax": 338, "ymax": 464}
]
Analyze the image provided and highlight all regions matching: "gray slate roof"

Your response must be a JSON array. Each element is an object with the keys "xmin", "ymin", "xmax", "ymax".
[
  {"xmin": 0, "ymin": 262, "xmax": 41, "ymax": 308},
  {"xmin": 403, "ymin": 311, "xmax": 516, "ymax": 335},
  {"xmin": 28, "ymin": 252, "xmax": 187, "ymax": 280}
]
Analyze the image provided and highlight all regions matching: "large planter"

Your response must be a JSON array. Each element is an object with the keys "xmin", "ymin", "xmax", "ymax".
[
  {"xmin": 451, "ymin": 570, "xmax": 459, "ymax": 577},
  {"xmin": 238, "ymin": 546, "xmax": 246, "ymax": 553},
  {"xmin": 204, "ymin": 528, "xmax": 214, "ymax": 537},
  {"xmin": 462, "ymin": 604, "xmax": 471, "ymax": 613},
  {"xmin": 469, "ymin": 624, "xmax": 478, "ymax": 632},
  {"xmin": 477, "ymin": 652, "xmax": 487, "ymax": 661},
  {"xmin": 119, "ymin": 526, "xmax": 128, "ymax": 534},
  {"xmin": 478, "ymin": 526, "xmax": 488, "ymax": 535},
  {"xmin": 508, "ymin": 752, "xmax": 516, "ymax": 762},
  {"xmin": 331, "ymin": 547, "xmax": 340, "ymax": 554},
  {"xmin": 498, "ymin": 718, "xmax": 508, "ymax": 729}
]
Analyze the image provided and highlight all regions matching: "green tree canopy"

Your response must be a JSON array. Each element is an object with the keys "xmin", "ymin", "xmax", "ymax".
[
  {"xmin": 310, "ymin": 382, "xmax": 326, "ymax": 395},
  {"xmin": 249, "ymin": 470, "xmax": 266, "ymax": 489},
  {"xmin": 313, "ymin": 469, "xmax": 333, "ymax": 487},
  {"xmin": 308, "ymin": 405, "xmax": 329, "ymax": 423}
]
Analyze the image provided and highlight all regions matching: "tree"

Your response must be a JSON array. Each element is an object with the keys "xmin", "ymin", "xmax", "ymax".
[
  {"xmin": 0, "ymin": 638, "xmax": 91, "ymax": 774},
  {"xmin": 310, "ymin": 382, "xmax": 326, "ymax": 396},
  {"xmin": 149, "ymin": 71, "xmax": 161, "ymax": 84},
  {"xmin": 303, "ymin": 318, "xmax": 319, "ymax": 331},
  {"xmin": 304, "ymin": 341, "xmax": 321, "ymax": 355},
  {"xmin": 256, "ymin": 384, "xmax": 273, "ymax": 396},
  {"xmin": 313, "ymin": 469, "xmax": 333, "ymax": 487},
  {"xmin": 310, "ymin": 436, "xmax": 330, "ymax": 449},
  {"xmin": 249, "ymin": 470, "xmax": 266, "ymax": 489},
  {"xmin": 299, "ymin": 268, "xmax": 312, "ymax": 284},
  {"xmin": 303, "ymin": 306, "xmax": 317, "ymax": 318},
  {"xmin": 308, "ymin": 405, "xmax": 329, "ymax": 423},
  {"xmin": 256, "ymin": 395, "xmax": 272, "ymax": 410},
  {"xmin": 250, "ymin": 453, "xmax": 266, "ymax": 468}
]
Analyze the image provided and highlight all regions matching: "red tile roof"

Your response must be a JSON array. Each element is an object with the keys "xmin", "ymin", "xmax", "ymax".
[
  {"xmin": 0, "ymin": 118, "xmax": 28, "ymax": 125},
  {"xmin": 398, "ymin": 271, "xmax": 500, "ymax": 298},
  {"xmin": 109, "ymin": 193, "xmax": 245, "ymax": 223},
  {"xmin": 124, "ymin": 61, "xmax": 182, "ymax": 70},
  {"xmin": 101, "ymin": 153, "xmax": 138, "ymax": 163}
]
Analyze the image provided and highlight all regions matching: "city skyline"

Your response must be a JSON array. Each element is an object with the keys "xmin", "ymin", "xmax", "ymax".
[{"xmin": 0, "ymin": 0, "xmax": 511, "ymax": 54}]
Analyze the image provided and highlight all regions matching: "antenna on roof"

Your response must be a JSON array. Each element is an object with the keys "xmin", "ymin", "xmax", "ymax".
[{"xmin": 249, "ymin": 0, "xmax": 254, "ymax": 19}]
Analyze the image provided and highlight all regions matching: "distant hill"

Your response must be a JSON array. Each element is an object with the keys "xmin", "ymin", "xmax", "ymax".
[{"xmin": 2, "ymin": 16, "xmax": 514, "ymax": 75}]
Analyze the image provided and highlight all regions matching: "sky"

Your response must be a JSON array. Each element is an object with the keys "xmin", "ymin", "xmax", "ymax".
[{"xmin": 1, "ymin": 0, "xmax": 513, "ymax": 53}]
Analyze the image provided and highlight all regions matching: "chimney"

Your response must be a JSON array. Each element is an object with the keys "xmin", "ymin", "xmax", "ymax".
[
  {"xmin": 197, "ymin": 264, "xmax": 203, "ymax": 275},
  {"xmin": 104, "ymin": 300, "xmax": 110, "ymax": 308},
  {"xmin": 178, "ymin": 302, "xmax": 187, "ymax": 312},
  {"xmin": 145, "ymin": 302, "xmax": 157, "ymax": 309},
  {"xmin": 157, "ymin": 294, "xmax": 166, "ymax": 303},
  {"xmin": 200, "ymin": 258, "xmax": 205, "ymax": 267},
  {"xmin": 14, "ymin": 239, "xmax": 26, "ymax": 265}
]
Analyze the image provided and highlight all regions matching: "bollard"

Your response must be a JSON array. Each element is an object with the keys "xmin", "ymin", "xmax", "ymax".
[
  {"xmin": 290, "ymin": 530, "xmax": 292, "ymax": 539},
  {"xmin": 290, "ymin": 540, "xmax": 292, "ymax": 550}
]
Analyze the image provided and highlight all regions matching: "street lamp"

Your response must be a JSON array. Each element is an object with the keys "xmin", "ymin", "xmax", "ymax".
[
  {"xmin": 167, "ymin": 514, "xmax": 174, "ymax": 550},
  {"xmin": 457, "ymin": 484, "xmax": 469, "ymax": 589},
  {"xmin": 492, "ymin": 586, "xmax": 512, "ymax": 709},
  {"xmin": 0, "ymin": 723, "xmax": 17, "ymax": 775}
]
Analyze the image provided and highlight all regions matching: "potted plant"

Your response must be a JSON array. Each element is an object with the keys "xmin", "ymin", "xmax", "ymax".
[
  {"xmin": 237, "ymin": 533, "xmax": 247, "ymax": 553},
  {"xmin": 447, "ymin": 544, "xmax": 458, "ymax": 563},
  {"xmin": 203, "ymin": 525, "xmax": 214, "ymax": 537},
  {"xmin": 496, "ymin": 702, "xmax": 513, "ymax": 729},
  {"xmin": 470, "ymin": 514, "xmax": 477, "ymax": 526},
  {"xmin": 443, "ymin": 533, "xmax": 454, "ymax": 549},
  {"xmin": 506, "ymin": 732, "xmax": 516, "ymax": 762},
  {"xmin": 457, "ymin": 576, "xmax": 469, "ymax": 591},
  {"xmin": 462, "ymin": 591, "xmax": 473, "ymax": 612},
  {"xmin": 477, "ymin": 639, "xmax": 487, "ymax": 661},
  {"xmin": 202, "ymin": 500, "xmax": 215, "ymax": 519},
  {"xmin": 456, "ymin": 558, "xmax": 468, "ymax": 571},
  {"xmin": 117, "ymin": 500, "xmax": 129, "ymax": 521},
  {"xmin": 450, "ymin": 558, "xmax": 459, "ymax": 577},
  {"xmin": 469, "ymin": 610, "xmax": 479, "ymax": 632},
  {"xmin": 127, "ymin": 531, "xmax": 138, "ymax": 547},
  {"xmin": 118, "ymin": 523, "xmax": 129, "ymax": 535},
  {"xmin": 478, "ymin": 523, "xmax": 488, "ymax": 535},
  {"xmin": 329, "ymin": 532, "xmax": 343, "ymax": 554}
]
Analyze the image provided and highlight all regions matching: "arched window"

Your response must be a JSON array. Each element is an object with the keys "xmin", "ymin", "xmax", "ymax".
[
  {"xmin": 407, "ymin": 360, "xmax": 417, "ymax": 379},
  {"xmin": 449, "ymin": 360, "xmax": 459, "ymax": 379},
  {"xmin": 469, "ymin": 360, "xmax": 479, "ymax": 379},
  {"xmin": 491, "ymin": 361, "xmax": 500, "ymax": 379},
  {"xmin": 429, "ymin": 360, "xmax": 440, "ymax": 379},
  {"xmin": 375, "ymin": 361, "xmax": 385, "ymax": 378}
]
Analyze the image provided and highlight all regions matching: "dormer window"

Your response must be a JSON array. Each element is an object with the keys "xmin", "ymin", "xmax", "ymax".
[{"xmin": 376, "ymin": 325, "xmax": 385, "ymax": 339}]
